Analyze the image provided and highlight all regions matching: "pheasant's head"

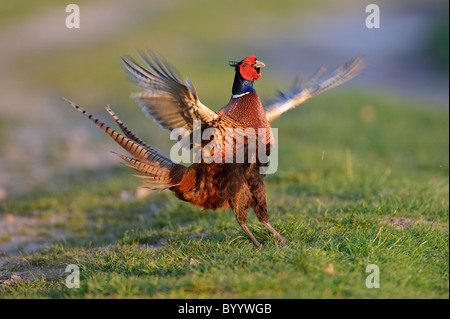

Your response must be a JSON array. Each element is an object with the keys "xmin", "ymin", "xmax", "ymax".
[{"xmin": 229, "ymin": 56, "xmax": 265, "ymax": 81}]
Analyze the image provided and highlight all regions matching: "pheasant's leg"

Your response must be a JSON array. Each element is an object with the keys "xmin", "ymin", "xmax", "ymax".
[
  {"xmin": 254, "ymin": 204, "xmax": 289, "ymax": 244},
  {"xmin": 238, "ymin": 219, "xmax": 261, "ymax": 248},
  {"xmin": 231, "ymin": 196, "xmax": 261, "ymax": 247},
  {"xmin": 251, "ymin": 180, "xmax": 289, "ymax": 244},
  {"xmin": 261, "ymin": 221, "xmax": 289, "ymax": 244},
  {"xmin": 226, "ymin": 167, "xmax": 261, "ymax": 247},
  {"xmin": 234, "ymin": 209, "xmax": 261, "ymax": 247}
]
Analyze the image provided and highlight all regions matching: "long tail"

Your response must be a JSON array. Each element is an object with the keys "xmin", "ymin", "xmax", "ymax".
[{"xmin": 64, "ymin": 98, "xmax": 186, "ymax": 189}]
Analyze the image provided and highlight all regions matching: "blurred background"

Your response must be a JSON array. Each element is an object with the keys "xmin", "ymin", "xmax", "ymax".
[{"xmin": 0, "ymin": 0, "xmax": 448, "ymax": 196}]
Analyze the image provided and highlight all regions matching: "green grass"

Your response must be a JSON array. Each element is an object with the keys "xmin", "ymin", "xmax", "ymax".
[{"xmin": 1, "ymin": 92, "xmax": 448, "ymax": 298}]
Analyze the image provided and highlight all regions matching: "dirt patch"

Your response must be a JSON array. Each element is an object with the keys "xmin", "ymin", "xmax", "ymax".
[
  {"xmin": 0, "ymin": 213, "xmax": 70, "ymax": 257},
  {"xmin": 382, "ymin": 216, "xmax": 448, "ymax": 232},
  {"xmin": 0, "ymin": 253, "xmax": 65, "ymax": 291},
  {"xmin": 0, "ymin": 240, "xmax": 168, "ymax": 291},
  {"xmin": 0, "ymin": 266, "xmax": 66, "ymax": 289}
]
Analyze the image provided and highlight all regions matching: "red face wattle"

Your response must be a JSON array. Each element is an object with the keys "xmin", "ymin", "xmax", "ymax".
[{"xmin": 238, "ymin": 56, "xmax": 264, "ymax": 81}]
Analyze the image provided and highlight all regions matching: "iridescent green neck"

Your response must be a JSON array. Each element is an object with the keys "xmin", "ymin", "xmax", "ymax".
[{"xmin": 232, "ymin": 71, "xmax": 255, "ymax": 98}]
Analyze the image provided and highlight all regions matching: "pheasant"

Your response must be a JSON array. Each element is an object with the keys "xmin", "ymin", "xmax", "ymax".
[{"xmin": 66, "ymin": 52, "xmax": 365, "ymax": 247}]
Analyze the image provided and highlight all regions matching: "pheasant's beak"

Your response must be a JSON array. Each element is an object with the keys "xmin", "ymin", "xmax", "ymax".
[
  {"xmin": 253, "ymin": 60, "xmax": 265, "ymax": 69},
  {"xmin": 253, "ymin": 60, "xmax": 265, "ymax": 79}
]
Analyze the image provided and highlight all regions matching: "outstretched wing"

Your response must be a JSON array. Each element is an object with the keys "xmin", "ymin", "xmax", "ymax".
[
  {"xmin": 263, "ymin": 55, "xmax": 367, "ymax": 123},
  {"xmin": 121, "ymin": 51, "xmax": 218, "ymax": 133}
]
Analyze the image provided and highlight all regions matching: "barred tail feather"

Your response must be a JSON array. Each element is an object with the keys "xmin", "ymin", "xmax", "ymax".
[
  {"xmin": 64, "ymin": 98, "xmax": 186, "ymax": 189},
  {"xmin": 113, "ymin": 152, "xmax": 172, "ymax": 185},
  {"xmin": 105, "ymin": 105, "xmax": 153, "ymax": 150}
]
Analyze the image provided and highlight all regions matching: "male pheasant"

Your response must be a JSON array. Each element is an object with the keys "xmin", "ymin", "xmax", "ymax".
[{"xmin": 66, "ymin": 52, "xmax": 365, "ymax": 247}]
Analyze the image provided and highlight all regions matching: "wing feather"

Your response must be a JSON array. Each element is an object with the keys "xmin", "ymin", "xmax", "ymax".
[
  {"xmin": 122, "ymin": 51, "xmax": 218, "ymax": 133},
  {"xmin": 263, "ymin": 55, "xmax": 367, "ymax": 122}
]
